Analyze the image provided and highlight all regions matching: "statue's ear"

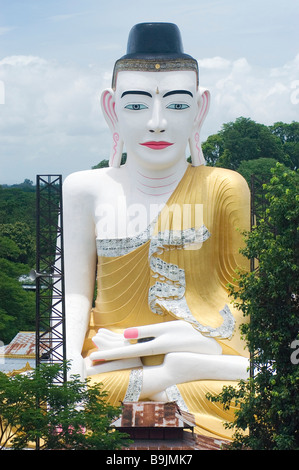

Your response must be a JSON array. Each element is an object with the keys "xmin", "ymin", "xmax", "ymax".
[
  {"xmin": 189, "ymin": 87, "xmax": 210, "ymax": 166},
  {"xmin": 101, "ymin": 88, "xmax": 124, "ymax": 168}
]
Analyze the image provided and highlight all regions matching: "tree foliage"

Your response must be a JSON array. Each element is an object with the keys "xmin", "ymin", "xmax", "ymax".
[
  {"xmin": 92, "ymin": 153, "xmax": 127, "ymax": 169},
  {"xmin": 202, "ymin": 117, "xmax": 298, "ymax": 170},
  {"xmin": 0, "ymin": 240, "xmax": 36, "ymax": 344},
  {"xmin": 0, "ymin": 186, "xmax": 36, "ymax": 344},
  {"xmin": 0, "ymin": 185, "xmax": 36, "ymax": 232},
  {"xmin": 207, "ymin": 164, "xmax": 299, "ymax": 450},
  {"xmin": 0, "ymin": 222, "xmax": 35, "ymax": 265},
  {"xmin": 270, "ymin": 121, "xmax": 299, "ymax": 170},
  {"xmin": 0, "ymin": 231, "xmax": 36, "ymax": 343},
  {"xmin": 0, "ymin": 363, "xmax": 131, "ymax": 450},
  {"xmin": 237, "ymin": 158, "xmax": 281, "ymax": 186}
]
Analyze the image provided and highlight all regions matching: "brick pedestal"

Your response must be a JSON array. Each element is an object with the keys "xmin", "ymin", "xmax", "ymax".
[{"xmin": 113, "ymin": 402, "xmax": 228, "ymax": 450}]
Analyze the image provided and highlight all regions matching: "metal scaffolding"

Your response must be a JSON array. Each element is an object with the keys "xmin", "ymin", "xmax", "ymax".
[{"xmin": 35, "ymin": 175, "xmax": 66, "ymax": 383}]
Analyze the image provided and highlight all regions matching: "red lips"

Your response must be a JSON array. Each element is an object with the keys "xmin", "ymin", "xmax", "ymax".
[{"xmin": 140, "ymin": 141, "xmax": 174, "ymax": 150}]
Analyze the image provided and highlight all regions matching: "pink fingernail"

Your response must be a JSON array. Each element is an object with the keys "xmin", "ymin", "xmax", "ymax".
[{"xmin": 124, "ymin": 328, "xmax": 138, "ymax": 339}]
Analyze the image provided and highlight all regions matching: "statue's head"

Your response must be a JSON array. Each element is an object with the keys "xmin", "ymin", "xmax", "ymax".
[{"xmin": 101, "ymin": 23, "xmax": 210, "ymax": 169}]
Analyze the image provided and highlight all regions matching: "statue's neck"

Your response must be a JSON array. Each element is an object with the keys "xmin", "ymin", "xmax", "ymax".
[{"xmin": 125, "ymin": 157, "xmax": 188, "ymax": 198}]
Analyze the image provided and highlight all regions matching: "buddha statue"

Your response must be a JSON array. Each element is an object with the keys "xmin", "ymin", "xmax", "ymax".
[{"xmin": 63, "ymin": 23, "xmax": 250, "ymax": 440}]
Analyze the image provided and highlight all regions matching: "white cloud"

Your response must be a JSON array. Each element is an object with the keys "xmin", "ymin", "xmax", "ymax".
[
  {"xmin": 0, "ymin": 55, "xmax": 47, "ymax": 67},
  {"xmin": 199, "ymin": 54, "xmax": 299, "ymax": 138},
  {"xmin": 0, "ymin": 56, "xmax": 112, "ymax": 183},
  {"xmin": 0, "ymin": 53, "xmax": 298, "ymax": 184},
  {"xmin": 199, "ymin": 57, "xmax": 231, "ymax": 70}
]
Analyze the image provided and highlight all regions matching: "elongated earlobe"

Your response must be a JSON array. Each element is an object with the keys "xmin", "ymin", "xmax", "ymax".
[
  {"xmin": 101, "ymin": 89, "xmax": 124, "ymax": 168},
  {"xmin": 189, "ymin": 88, "xmax": 210, "ymax": 166}
]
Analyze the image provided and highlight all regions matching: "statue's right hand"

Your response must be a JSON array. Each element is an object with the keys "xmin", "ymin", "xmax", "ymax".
[
  {"xmin": 89, "ymin": 321, "xmax": 222, "ymax": 363},
  {"xmin": 84, "ymin": 356, "xmax": 142, "ymax": 376}
]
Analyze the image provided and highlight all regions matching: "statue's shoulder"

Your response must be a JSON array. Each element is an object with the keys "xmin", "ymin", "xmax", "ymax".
[
  {"xmin": 63, "ymin": 167, "xmax": 118, "ymax": 197},
  {"xmin": 196, "ymin": 165, "xmax": 249, "ymax": 192}
]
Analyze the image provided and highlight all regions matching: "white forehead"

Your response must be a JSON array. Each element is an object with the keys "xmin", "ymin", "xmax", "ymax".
[{"xmin": 114, "ymin": 70, "xmax": 198, "ymax": 98}]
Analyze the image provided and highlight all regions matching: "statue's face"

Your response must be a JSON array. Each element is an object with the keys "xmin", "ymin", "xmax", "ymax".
[{"xmin": 114, "ymin": 70, "xmax": 199, "ymax": 170}]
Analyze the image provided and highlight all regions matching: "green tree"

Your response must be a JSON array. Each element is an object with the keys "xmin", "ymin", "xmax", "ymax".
[
  {"xmin": 92, "ymin": 153, "xmax": 127, "ymax": 169},
  {"xmin": 0, "ymin": 230, "xmax": 36, "ymax": 343},
  {"xmin": 202, "ymin": 117, "xmax": 295, "ymax": 170},
  {"xmin": 92, "ymin": 159, "xmax": 109, "ymax": 169},
  {"xmin": 0, "ymin": 236, "xmax": 21, "ymax": 262},
  {"xmin": 237, "ymin": 158, "xmax": 280, "ymax": 186},
  {"xmin": 200, "ymin": 133, "xmax": 224, "ymax": 166},
  {"xmin": 0, "ymin": 194, "xmax": 36, "ymax": 343},
  {"xmin": 270, "ymin": 121, "xmax": 299, "ymax": 169},
  {"xmin": 0, "ymin": 187, "xmax": 36, "ymax": 232},
  {"xmin": 208, "ymin": 164, "xmax": 299, "ymax": 450},
  {"xmin": 0, "ymin": 268, "xmax": 35, "ymax": 344},
  {"xmin": 0, "ymin": 363, "xmax": 131, "ymax": 450},
  {"xmin": 0, "ymin": 222, "xmax": 35, "ymax": 265}
]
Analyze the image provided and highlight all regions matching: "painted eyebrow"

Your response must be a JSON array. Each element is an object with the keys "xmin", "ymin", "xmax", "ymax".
[
  {"xmin": 121, "ymin": 90, "xmax": 152, "ymax": 98},
  {"xmin": 163, "ymin": 90, "xmax": 193, "ymax": 98}
]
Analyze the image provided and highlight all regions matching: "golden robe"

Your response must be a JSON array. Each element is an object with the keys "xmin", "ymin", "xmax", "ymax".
[{"xmin": 82, "ymin": 165, "xmax": 250, "ymax": 440}]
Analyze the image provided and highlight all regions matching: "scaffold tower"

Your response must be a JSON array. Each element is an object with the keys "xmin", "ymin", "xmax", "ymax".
[{"xmin": 35, "ymin": 175, "xmax": 66, "ymax": 383}]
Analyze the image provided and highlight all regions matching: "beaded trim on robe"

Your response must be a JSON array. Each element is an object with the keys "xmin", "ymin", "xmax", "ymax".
[
  {"xmin": 96, "ymin": 222, "xmax": 236, "ymax": 340},
  {"xmin": 96, "ymin": 221, "xmax": 155, "ymax": 258},
  {"xmin": 96, "ymin": 223, "xmax": 210, "ymax": 258},
  {"xmin": 124, "ymin": 368, "xmax": 189, "ymax": 412}
]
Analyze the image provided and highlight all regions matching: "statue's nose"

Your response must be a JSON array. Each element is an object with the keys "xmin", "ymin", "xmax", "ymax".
[{"xmin": 148, "ymin": 100, "xmax": 166, "ymax": 133}]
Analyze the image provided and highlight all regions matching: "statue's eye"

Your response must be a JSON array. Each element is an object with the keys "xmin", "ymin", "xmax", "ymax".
[
  {"xmin": 166, "ymin": 103, "xmax": 190, "ymax": 110},
  {"xmin": 124, "ymin": 104, "xmax": 148, "ymax": 110}
]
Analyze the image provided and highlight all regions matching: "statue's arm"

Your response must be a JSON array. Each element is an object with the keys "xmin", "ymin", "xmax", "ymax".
[
  {"xmin": 218, "ymin": 169, "xmax": 251, "ymax": 285},
  {"xmin": 63, "ymin": 172, "xmax": 97, "ymax": 378}
]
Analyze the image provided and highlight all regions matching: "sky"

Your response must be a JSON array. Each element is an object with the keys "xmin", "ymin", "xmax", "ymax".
[{"xmin": 0, "ymin": 0, "xmax": 298, "ymax": 184}]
